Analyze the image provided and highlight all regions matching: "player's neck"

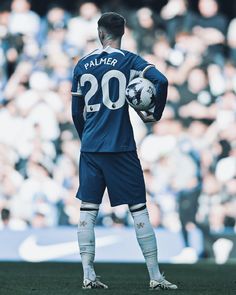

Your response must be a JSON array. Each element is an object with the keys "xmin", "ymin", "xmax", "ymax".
[{"xmin": 102, "ymin": 39, "xmax": 121, "ymax": 49}]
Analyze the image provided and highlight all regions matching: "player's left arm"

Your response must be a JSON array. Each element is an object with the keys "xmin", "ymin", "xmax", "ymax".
[
  {"xmin": 143, "ymin": 65, "xmax": 168, "ymax": 121},
  {"xmin": 71, "ymin": 70, "xmax": 85, "ymax": 140},
  {"xmin": 131, "ymin": 55, "xmax": 168, "ymax": 122}
]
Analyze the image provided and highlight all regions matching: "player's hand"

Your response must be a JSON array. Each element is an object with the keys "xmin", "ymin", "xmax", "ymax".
[{"xmin": 135, "ymin": 110, "xmax": 156, "ymax": 123}]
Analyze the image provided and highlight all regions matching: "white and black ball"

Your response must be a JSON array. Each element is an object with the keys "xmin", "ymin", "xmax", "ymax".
[{"xmin": 125, "ymin": 77, "xmax": 156, "ymax": 111}]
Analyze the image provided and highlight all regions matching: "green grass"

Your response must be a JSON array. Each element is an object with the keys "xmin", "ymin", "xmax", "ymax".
[{"xmin": 0, "ymin": 262, "xmax": 235, "ymax": 295}]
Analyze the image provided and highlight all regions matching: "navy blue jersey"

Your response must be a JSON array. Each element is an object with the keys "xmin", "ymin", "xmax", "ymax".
[{"xmin": 71, "ymin": 46, "xmax": 168, "ymax": 152}]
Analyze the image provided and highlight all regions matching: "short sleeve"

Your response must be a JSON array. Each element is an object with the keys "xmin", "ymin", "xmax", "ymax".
[
  {"xmin": 132, "ymin": 55, "xmax": 155, "ymax": 77},
  {"xmin": 71, "ymin": 65, "xmax": 83, "ymax": 96}
]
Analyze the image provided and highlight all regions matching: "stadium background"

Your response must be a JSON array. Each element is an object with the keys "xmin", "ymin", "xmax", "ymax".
[{"xmin": 0, "ymin": 0, "xmax": 236, "ymax": 264}]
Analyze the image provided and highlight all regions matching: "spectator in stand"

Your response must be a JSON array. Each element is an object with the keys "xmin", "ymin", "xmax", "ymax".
[
  {"xmin": 39, "ymin": 5, "xmax": 70, "ymax": 45},
  {"xmin": 0, "ymin": 208, "xmax": 10, "ymax": 228},
  {"xmin": 178, "ymin": 67, "xmax": 215, "ymax": 125},
  {"xmin": 0, "ymin": 207, "xmax": 27, "ymax": 230},
  {"xmin": 0, "ymin": 4, "xmax": 10, "ymax": 91},
  {"xmin": 160, "ymin": 0, "xmax": 195, "ymax": 45},
  {"xmin": 132, "ymin": 7, "xmax": 159, "ymax": 54},
  {"xmin": 191, "ymin": 0, "xmax": 227, "ymax": 65},
  {"xmin": 227, "ymin": 18, "xmax": 236, "ymax": 64},
  {"xmin": 67, "ymin": 2, "xmax": 101, "ymax": 52},
  {"xmin": 9, "ymin": 0, "xmax": 40, "ymax": 37}
]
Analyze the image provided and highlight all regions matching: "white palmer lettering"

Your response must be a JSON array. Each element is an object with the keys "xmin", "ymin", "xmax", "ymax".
[
  {"xmin": 111, "ymin": 59, "xmax": 117, "ymax": 66},
  {"xmin": 107, "ymin": 58, "xmax": 112, "ymax": 65},
  {"xmin": 84, "ymin": 58, "xmax": 118, "ymax": 69},
  {"xmin": 100, "ymin": 57, "xmax": 107, "ymax": 65}
]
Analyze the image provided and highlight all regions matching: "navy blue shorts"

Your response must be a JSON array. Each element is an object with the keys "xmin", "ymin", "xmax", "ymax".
[{"xmin": 76, "ymin": 151, "xmax": 146, "ymax": 207}]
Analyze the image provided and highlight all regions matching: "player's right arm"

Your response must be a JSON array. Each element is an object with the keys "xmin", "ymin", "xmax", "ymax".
[{"xmin": 71, "ymin": 68, "xmax": 85, "ymax": 140}]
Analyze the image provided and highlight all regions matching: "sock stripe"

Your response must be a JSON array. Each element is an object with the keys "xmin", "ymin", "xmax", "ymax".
[
  {"xmin": 80, "ymin": 208, "xmax": 99, "ymax": 211},
  {"xmin": 129, "ymin": 204, "xmax": 146, "ymax": 213}
]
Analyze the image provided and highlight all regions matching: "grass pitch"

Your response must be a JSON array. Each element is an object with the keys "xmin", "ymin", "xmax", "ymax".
[{"xmin": 0, "ymin": 262, "xmax": 235, "ymax": 295}]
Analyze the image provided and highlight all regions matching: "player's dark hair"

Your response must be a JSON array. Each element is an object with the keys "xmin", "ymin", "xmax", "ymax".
[{"xmin": 98, "ymin": 12, "xmax": 125, "ymax": 38}]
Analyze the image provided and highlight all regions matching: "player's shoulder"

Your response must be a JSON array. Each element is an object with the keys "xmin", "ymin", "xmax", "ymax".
[
  {"xmin": 104, "ymin": 46, "xmax": 126, "ymax": 57},
  {"xmin": 73, "ymin": 49, "xmax": 100, "ymax": 74},
  {"xmin": 121, "ymin": 50, "xmax": 147, "ymax": 67},
  {"xmin": 80, "ymin": 48, "xmax": 102, "ymax": 62},
  {"xmin": 120, "ymin": 48, "xmax": 139, "ymax": 60},
  {"xmin": 75, "ymin": 49, "xmax": 100, "ymax": 69}
]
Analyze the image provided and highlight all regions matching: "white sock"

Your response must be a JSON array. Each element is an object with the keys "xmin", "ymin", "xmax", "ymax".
[
  {"xmin": 130, "ymin": 204, "xmax": 162, "ymax": 281},
  {"xmin": 77, "ymin": 202, "xmax": 99, "ymax": 281}
]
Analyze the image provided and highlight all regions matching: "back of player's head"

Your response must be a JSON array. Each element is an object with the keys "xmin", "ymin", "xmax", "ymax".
[{"xmin": 98, "ymin": 12, "xmax": 125, "ymax": 38}]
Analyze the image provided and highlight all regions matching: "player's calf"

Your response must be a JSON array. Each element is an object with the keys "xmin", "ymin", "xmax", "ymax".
[
  {"xmin": 129, "ymin": 203, "xmax": 162, "ymax": 281},
  {"xmin": 78, "ymin": 202, "xmax": 99, "ymax": 282},
  {"xmin": 129, "ymin": 203, "xmax": 178, "ymax": 290}
]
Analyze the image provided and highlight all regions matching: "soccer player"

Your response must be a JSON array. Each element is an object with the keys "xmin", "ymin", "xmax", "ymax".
[{"xmin": 71, "ymin": 12, "xmax": 178, "ymax": 290}]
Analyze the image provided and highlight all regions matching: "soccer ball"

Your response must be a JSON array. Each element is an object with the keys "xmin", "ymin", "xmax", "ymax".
[{"xmin": 125, "ymin": 77, "xmax": 156, "ymax": 111}]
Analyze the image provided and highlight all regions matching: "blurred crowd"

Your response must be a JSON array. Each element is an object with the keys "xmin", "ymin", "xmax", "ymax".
[{"xmin": 0, "ymin": 0, "xmax": 236, "ymax": 252}]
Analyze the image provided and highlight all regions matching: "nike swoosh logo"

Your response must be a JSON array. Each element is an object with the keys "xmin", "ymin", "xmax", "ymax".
[{"xmin": 19, "ymin": 235, "xmax": 120, "ymax": 262}]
